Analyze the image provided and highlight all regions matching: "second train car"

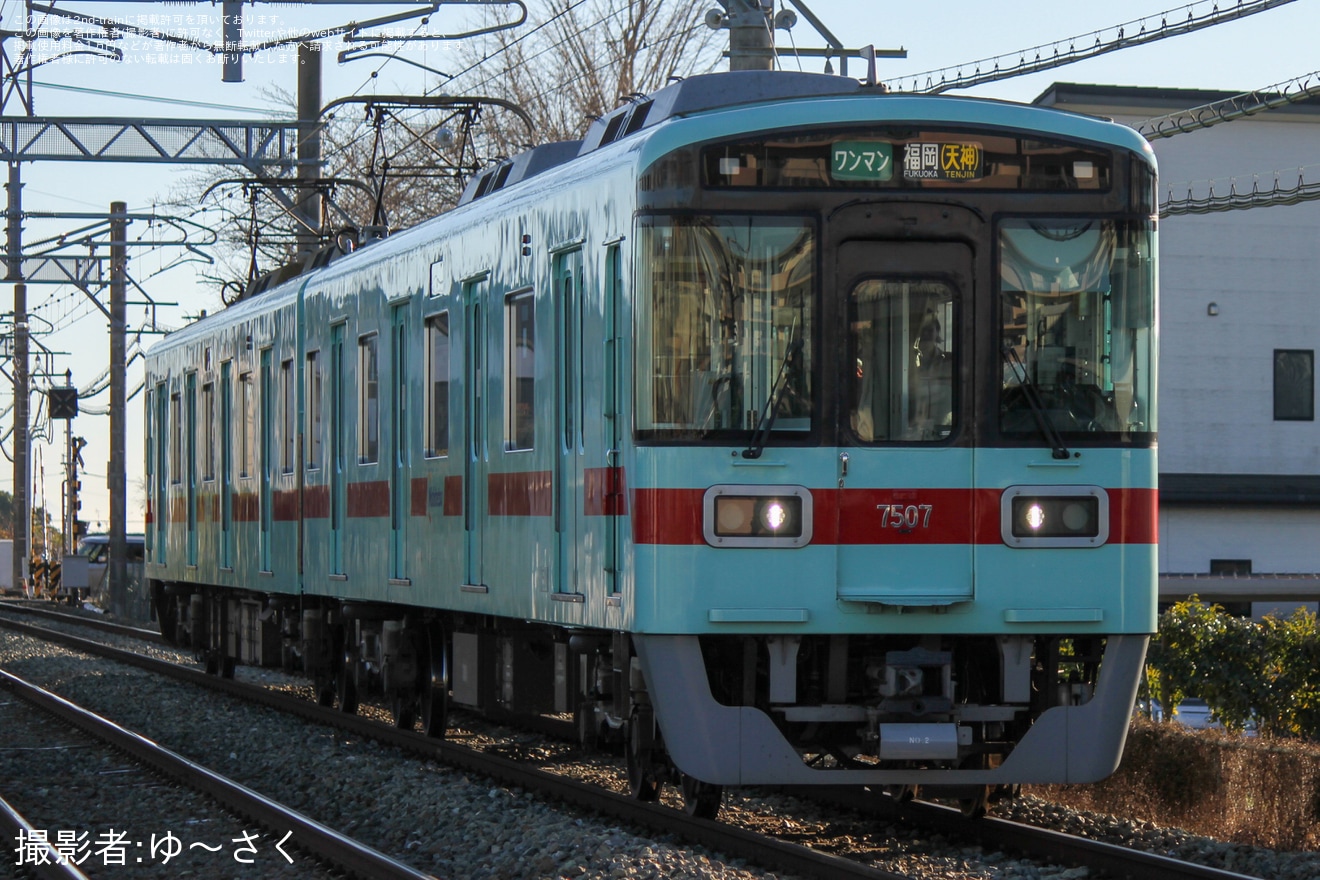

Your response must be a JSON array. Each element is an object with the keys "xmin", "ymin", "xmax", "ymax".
[{"xmin": 145, "ymin": 70, "xmax": 1158, "ymax": 818}]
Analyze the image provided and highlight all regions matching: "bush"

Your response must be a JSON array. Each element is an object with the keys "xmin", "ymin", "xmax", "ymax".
[
  {"xmin": 1031, "ymin": 720, "xmax": 1320, "ymax": 850},
  {"xmin": 1147, "ymin": 599, "xmax": 1320, "ymax": 738}
]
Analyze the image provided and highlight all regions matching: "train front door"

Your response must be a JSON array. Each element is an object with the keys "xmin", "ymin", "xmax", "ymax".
[{"xmin": 833, "ymin": 239, "xmax": 976, "ymax": 606}]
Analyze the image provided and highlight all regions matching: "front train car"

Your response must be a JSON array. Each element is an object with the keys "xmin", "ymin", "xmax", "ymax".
[{"xmin": 616, "ymin": 73, "xmax": 1158, "ymax": 813}]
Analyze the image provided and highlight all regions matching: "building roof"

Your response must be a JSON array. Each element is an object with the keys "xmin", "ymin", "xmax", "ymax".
[{"xmin": 1034, "ymin": 82, "xmax": 1320, "ymax": 119}]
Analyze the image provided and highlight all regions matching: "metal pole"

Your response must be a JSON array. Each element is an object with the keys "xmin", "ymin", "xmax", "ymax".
[
  {"xmin": 109, "ymin": 201, "xmax": 126, "ymax": 616},
  {"xmin": 727, "ymin": 0, "xmax": 774, "ymax": 72},
  {"xmin": 64, "ymin": 369, "xmax": 72, "ymax": 553},
  {"xmin": 222, "ymin": 0, "xmax": 243, "ymax": 83},
  {"xmin": 7, "ymin": 162, "xmax": 27, "ymax": 595},
  {"xmin": 296, "ymin": 42, "xmax": 323, "ymax": 258}
]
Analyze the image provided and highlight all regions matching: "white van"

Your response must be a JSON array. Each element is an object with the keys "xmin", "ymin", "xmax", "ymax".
[{"xmin": 56, "ymin": 534, "xmax": 146, "ymax": 603}]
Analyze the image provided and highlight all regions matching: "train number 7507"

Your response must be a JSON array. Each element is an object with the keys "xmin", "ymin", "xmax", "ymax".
[{"xmin": 878, "ymin": 503, "xmax": 933, "ymax": 530}]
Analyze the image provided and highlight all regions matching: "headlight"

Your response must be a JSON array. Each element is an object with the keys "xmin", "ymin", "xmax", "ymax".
[
  {"xmin": 703, "ymin": 485, "xmax": 813, "ymax": 548},
  {"xmin": 1001, "ymin": 486, "xmax": 1108, "ymax": 548}
]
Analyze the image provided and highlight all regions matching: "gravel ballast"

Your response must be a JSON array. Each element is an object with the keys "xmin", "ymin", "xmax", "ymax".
[{"xmin": 2, "ymin": 621, "xmax": 1318, "ymax": 879}]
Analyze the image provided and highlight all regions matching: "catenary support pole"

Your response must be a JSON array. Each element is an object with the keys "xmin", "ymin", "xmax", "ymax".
[
  {"xmin": 296, "ymin": 42, "xmax": 323, "ymax": 258},
  {"xmin": 7, "ymin": 162, "xmax": 27, "ymax": 595},
  {"xmin": 109, "ymin": 201, "xmax": 126, "ymax": 615},
  {"xmin": 727, "ymin": 0, "xmax": 774, "ymax": 71}
]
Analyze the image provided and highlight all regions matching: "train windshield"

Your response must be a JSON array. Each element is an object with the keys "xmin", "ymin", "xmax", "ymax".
[
  {"xmin": 999, "ymin": 218, "xmax": 1157, "ymax": 440},
  {"xmin": 636, "ymin": 215, "xmax": 815, "ymax": 439}
]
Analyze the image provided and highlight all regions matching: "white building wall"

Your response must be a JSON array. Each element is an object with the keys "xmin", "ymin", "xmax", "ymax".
[
  {"xmin": 1043, "ymin": 88, "xmax": 1320, "ymax": 579},
  {"xmin": 1119, "ymin": 114, "xmax": 1320, "ymax": 475},
  {"xmin": 1160, "ymin": 507, "xmax": 1320, "ymax": 573}
]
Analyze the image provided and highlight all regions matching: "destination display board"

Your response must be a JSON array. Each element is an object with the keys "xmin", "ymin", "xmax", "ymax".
[
  {"xmin": 703, "ymin": 129, "xmax": 1110, "ymax": 191},
  {"xmin": 901, "ymin": 142, "xmax": 982, "ymax": 181}
]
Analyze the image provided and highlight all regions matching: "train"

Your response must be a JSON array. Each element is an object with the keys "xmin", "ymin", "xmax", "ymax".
[{"xmin": 144, "ymin": 70, "xmax": 1159, "ymax": 819}]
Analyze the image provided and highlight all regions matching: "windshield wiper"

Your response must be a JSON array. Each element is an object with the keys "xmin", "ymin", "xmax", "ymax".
[
  {"xmin": 742, "ymin": 339, "xmax": 803, "ymax": 459},
  {"xmin": 1000, "ymin": 343, "xmax": 1071, "ymax": 460}
]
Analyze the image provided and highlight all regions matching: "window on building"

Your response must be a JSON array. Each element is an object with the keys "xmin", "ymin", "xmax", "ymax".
[
  {"xmin": 306, "ymin": 350, "xmax": 322, "ymax": 470},
  {"xmin": 1210, "ymin": 559, "xmax": 1252, "ymax": 576},
  {"xmin": 425, "ymin": 313, "xmax": 450, "ymax": 457},
  {"xmin": 1274, "ymin": 349, "xmax": 1314, "ymax": 421},
  {"xmin": 359, "ymin": 333, "xmax": 379, "ymax": 463},
  {"xmin": 505, "ymin": 290, "xmax": 535, "ymax": 451}
]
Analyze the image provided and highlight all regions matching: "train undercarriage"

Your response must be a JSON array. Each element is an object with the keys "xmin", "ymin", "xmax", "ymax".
[{"xmin": 152, "ymin": 579, "xmax": 1132, "ymax": 819}]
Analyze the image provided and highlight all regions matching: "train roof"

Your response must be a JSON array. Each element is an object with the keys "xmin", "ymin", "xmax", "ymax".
[
  {"xmin": 159, "ymin": 70, "xmax": 1154, "ymax": 346},
  {"xmin": 460, "ymin": 70, "xmax": 1152, "ymax": 206}
]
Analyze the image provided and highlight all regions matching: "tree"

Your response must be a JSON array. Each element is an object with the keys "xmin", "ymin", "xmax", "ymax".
[
  {"xmin": 453, "ymin": 0, "xmax": 723, "ymax": 155},
  {"xmin": 170, "ymin": 1, "xmax": 722, "ymax": 300}
]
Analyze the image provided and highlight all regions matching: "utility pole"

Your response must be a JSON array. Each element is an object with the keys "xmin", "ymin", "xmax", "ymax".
[
  {"xmin": 61, "ymin": 368, "xmax": 73, "ymax": 551},
  {"xmin": 7, "ymin": 163, "xmax": 26, "ymax": 593},
  {"xmin": 108, "ymin": 201, "xmax": 126, "ymax": 615},
  {"xmin": 724, "ymin": 0, "xmax": 775, "ymax": 71},
  {"xmin": 296, "ymin": 41, "xmax": 323, "ymax": 258},
  {"xmin": 6, "ymin": 0, "xmax": 34, "ymax": 595}
]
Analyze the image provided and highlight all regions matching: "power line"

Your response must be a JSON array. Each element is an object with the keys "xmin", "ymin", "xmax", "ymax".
[
  {"xmin": 436, "ymin": 0, "xmax": 592, "ymax": 95},
  {"xmin": 317, "ymin": 0, "xmax": 608, "ymax": 171},
  {"xmin": 884, "ymin": 0, "xmax": 1298, "ymax": 94},
  {"xmin": 32, "ymin": 80, "xmax": 287, "ymax": 115},
  {"xmin": 1161, "ymin": 165, "xmax": 1320, "ymax": 214},
  {"xmin": 1137, "ymin": 70, "xmax": 1320, "ymax": 139}
]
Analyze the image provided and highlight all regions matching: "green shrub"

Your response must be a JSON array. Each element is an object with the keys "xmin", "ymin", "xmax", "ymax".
[{"xmin": 1148, "ymin": 599, "xmax": 1320, "ymax": 738}]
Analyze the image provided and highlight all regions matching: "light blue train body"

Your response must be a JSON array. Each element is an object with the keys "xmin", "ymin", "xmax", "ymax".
[{"xmin": 145, "ymin": 71, "xmax": 1158, "ymax": 815}]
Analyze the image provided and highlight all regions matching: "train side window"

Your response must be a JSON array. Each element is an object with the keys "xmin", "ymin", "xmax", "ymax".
[
  {"xmin": 504, "ymin": 290, "xmax": 535, "ymax": 451},
  {"xmin": 239, "ymin": 372, "xmax": 254, "ymax": 479},
  {"xmin": 169, "ymin": 391, "xmax": 182, "ymax": 484},
  {"xmin": 201, "ymin": 381, "xmax": 215, "ymax": 482},
  {"xmin": 425, "ymin": 313, "xmax": 450, "ymax": 457},
  {"xmin": 358, "ymin": 333, "xmax": 380, "ymax": 464},
  {"xmin": 281, "ymin": 359, "xmax": 296, "ymax": 473},
  {"xmin": 306, "ymin": 350, "xmax": 322, "ymax": 470}
]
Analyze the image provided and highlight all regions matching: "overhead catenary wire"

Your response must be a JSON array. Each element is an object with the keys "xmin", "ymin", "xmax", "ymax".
[
  {"xmin": 1136, "ymin": 69, "xmax": 1320, "ymax": 138},
  {"xmin": 313, "ymin": 0, "xmax": 599, "ymax": 171},
  {"xmin": 1160, "ymin": 164, "xmax": 1320, "ymax": 214},
  {"xmin": 883, "ymin": 0, "xmax": 1299, "ymax": 94},
  {"xmin": 314, "ymin": 0, "xmax": 627, "ymax": 178}
]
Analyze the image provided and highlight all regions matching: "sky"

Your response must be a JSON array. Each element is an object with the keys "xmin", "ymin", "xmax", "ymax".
[{"xmin": 4, "ymin": 0, "xmax": 1318, "ymax": 537}]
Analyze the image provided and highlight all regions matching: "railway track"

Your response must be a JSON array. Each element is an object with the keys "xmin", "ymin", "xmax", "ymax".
[
  {"xmin": 0, "ymin": 604, "xmax": 1282, "ymax": 880},
  {"xmin": 0, "ymin": 666, "xmax": 432, "ymax": 880}
]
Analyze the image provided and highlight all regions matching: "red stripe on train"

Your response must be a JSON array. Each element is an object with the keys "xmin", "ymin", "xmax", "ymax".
[
  {"xmin": 584, "ymin": 466, "xmax": 628, "ymax": 516},
  {"xmin": 632, "ymin": 487, "xmax": 1157, "ymax": 546},
  {"xmin": 488, "ymin": 470, "xmax": 553, "ymax": 516}
]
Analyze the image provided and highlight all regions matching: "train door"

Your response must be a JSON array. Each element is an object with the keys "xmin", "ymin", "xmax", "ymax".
[
  {"xmin": 220, "ymin": 361, "xmax": 233, "ymax": 569},
  {"xmin": 603, "ymin": 244, "xmax": 623, "ymax": 599},
  {"xmin": 154, "ymin": 382, "xmax": 167, "ymax": 563},
  {"xmin": 462, "ymin": 278, "xmax": 488, "ymax": 591},
  {"xmin": 835, "ymin": 240, "xmax": 975, "ymax": 605},
  {"xmin": 390, "ymin": 305, "xmax": 409, "ymax": 580},
  {"xmin": 554, "ymin": 249, "xmax": 584, "ymax": 597},
  {"xmin": 329, "ymin": 324, "xmax": 345, "ymax": 574},
  {"xmin": 259, "ymin": 348, "xmax": 273, "ymax": 572},
  {"xmin": 185, "ymin": 371, "xmax": 198, "ymax": 567}
]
